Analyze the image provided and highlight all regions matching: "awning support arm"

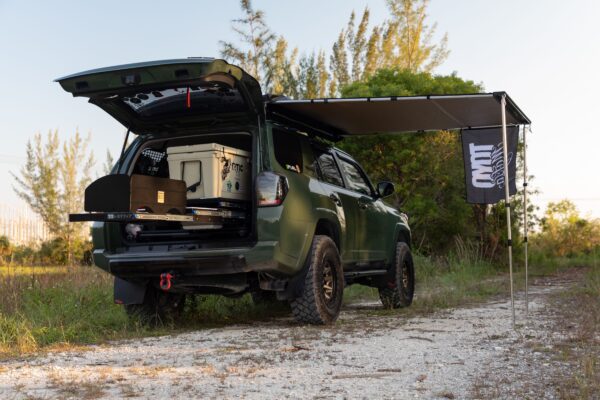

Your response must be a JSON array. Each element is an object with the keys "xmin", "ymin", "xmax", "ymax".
[{"xmin": 501, "ymin": 94, "xmax": 516, "ymax": 329}]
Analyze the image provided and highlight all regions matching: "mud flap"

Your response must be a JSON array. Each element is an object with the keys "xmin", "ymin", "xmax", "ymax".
[
  {"xmin": 281, "ymin": 254, "xmax": 312, "ymax": 301},
  {"xmin": 114, "ymin": 277, "xmax": 148, "ymax": 305}
]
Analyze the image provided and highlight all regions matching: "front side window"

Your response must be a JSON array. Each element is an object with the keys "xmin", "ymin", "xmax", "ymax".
[
  {"xmin": 314, "ymin": 151, "xmax": 344, "ymax": 187},
  {"xmin": 338, "ymin": 158, "xmax": 372, "ymax": 196}
]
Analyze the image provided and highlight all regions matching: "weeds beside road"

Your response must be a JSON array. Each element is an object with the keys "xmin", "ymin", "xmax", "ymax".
[
  {"xmin": 471, "ymin": 265, "xmax": 599, "ymax": 399},
  {"xmin": 1, "ymin": 251, "xmax": 598, "ymax": 361},
  {"xmin": 549, "ymin": 266, "xmax": 599, "ymax": 398}
]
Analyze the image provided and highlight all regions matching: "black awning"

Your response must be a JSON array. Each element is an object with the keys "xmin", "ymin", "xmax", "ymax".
[{"xmin": 267, "ymin": 92, "xmax": 530, "ymax": 140}]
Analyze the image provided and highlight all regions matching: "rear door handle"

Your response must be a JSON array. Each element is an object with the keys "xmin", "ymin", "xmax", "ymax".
[{"xmin": 329, "ymin": 194, "xmax": 342, "ymax": 206}]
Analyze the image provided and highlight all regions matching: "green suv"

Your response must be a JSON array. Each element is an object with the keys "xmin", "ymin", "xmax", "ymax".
[{"xmin": 58, "ymin": 58, "xmax": 414, "ymax": 324}]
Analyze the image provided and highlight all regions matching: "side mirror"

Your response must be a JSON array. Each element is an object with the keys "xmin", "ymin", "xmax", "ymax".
[{"xmin": 377, "ymin": 181, "xmax": 395, "ymax": 198}]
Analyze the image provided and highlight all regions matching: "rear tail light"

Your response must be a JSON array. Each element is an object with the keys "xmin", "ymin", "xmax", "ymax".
[{"xmin": 256, "ymin": 171, "xmax": 288, "ymax": 207}]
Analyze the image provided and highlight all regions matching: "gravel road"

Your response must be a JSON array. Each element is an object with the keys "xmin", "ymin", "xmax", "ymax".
[{"xmin": 0, "ymin": 279, "xmax": 573, "ymax": 399}]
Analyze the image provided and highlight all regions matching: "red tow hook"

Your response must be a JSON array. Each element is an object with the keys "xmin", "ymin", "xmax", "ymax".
[{"xmin": 159, "ymin": 273, "xmax": 173, "ymax": 291}]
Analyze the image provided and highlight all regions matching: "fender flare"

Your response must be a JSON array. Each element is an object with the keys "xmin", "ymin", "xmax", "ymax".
[
  {"xmin": 283, "ymin": 215, "xmax": 342, "ymax": 300},
  {"xmin": 394, "ymin": 223, "xmax": 412, "ymax": 247}
]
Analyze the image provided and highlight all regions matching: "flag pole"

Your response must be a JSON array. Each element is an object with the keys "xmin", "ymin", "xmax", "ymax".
[
  {"xmin": 523, "ymin": 125, "xmax": 529, "ymax": 317},
  {"xmin": 500, "ymin": 94, "xmax": 516, "ymax": 329}
]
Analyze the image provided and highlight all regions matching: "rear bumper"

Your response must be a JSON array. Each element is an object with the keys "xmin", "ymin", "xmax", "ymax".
[
  {"xmin": 107, "ymin": 253, "xmax": 248, "ymax": 279},
  {"xmin": 93, "ymin": 240, "xmax": 299, "ymax": 280}
]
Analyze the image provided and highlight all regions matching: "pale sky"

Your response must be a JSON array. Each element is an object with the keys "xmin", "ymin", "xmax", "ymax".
[{"xmin": 0, "ymin": 0, "xmax": 599, "ymax": 219}]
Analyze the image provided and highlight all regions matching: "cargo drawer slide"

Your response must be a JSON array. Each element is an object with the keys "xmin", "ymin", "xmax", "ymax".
[{"xmin": 69, "ymin": 207, "xmax": 245, "ymax": 230}]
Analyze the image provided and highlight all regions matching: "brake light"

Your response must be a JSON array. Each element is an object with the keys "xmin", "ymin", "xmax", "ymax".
[{"xmin": 256, "ymin": 171, "xmax": 288, "ymax": 207}]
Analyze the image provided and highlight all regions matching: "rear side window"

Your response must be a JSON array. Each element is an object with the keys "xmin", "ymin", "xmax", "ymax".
[
  {"xmin": 338, "ymin": 158, "xmax": 372, "ymax": 196},
  {"xmin": 273, "ymin": 128, "xmax": 303, "ymax": 173},
  {"xmin": 314, "ymin": 151, "xmax": 344, "ymax": 187}
]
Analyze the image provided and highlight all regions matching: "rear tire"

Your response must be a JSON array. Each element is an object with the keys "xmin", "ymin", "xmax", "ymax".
[
  {"xmin": 125, "ymin": 285, "xmax": 185, "ymax": 326},
  {"xmin": 290, "ymin": 235, "xmax": 344, "ymax": 324},
  {"xmin": 379, "ymin": 242, "xmax": 415, "ymax": 309}
]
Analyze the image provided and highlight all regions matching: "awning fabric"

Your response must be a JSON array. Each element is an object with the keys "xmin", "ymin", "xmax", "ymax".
[{"xmin": 267, "ymin": 92, "xmax": 530, "ymax": 140}]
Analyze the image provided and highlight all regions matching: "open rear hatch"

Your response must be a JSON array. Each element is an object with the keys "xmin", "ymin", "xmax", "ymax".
[
  {"xmin": 59, "ymin": 59, "xmax": 260, "ymax": 243},
  {"xmin": 56, "ymin": 58, "xmax": 263, "ymax": 135}
]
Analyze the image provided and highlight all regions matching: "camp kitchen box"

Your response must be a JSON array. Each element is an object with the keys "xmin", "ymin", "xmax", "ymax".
[
  {"xmin": 83, "ymin": 174, "xmax": 187, "ymax": 215},
  {"xmin": 166, "ymin": 143, "xmax": 251, "ymax": 203}
]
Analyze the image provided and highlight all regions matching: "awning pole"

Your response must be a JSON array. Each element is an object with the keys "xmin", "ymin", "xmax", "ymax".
[
  {"xmin": 500, "ymin": 94, "xmax": 516, "ymax": 329},
  {"xmin": 523, "ymin": 125, "xmax": 529, "ymax": 317}
]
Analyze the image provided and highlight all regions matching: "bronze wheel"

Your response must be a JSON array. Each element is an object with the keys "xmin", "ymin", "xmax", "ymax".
[
  {"xmin": 290, "ymin": 235, "xmax": 344, "ymax": 324},
  {"xmin": 322, "ymin": 260, "xmax": 336, "ymax": 303}
]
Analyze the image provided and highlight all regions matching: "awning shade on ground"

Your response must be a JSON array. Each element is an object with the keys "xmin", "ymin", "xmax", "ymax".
[{"xmin": 267, "ymin": 92, "xmax": 530, "ymax": 140}]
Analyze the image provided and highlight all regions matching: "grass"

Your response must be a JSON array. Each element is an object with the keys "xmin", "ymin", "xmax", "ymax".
[
  {"xmin": 1, "ymin": 247, "xmax": 598, "ymax": 359},
  {"xmin": 0, "ymin": 266, "xmax": 137, "ymax": 357},
  {"xmin": 548, "ymin": 265, "xmax": 599, "ymax": 398},
  {"xmin": 0, "ymin": 265, "xmax": 289, "ymax": 358},
  {"xmin": 344, "ymin": 253, "xmax": 508, "ymax": 315}
]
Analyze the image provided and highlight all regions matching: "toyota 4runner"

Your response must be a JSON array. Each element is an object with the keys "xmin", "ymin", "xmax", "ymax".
[{"xmin": 58, "ymin": 58, "xmax": 413, "ymax": 325}]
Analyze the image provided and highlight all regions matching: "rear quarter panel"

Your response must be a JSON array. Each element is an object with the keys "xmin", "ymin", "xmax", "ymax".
[{"xmin": 259, "ymin": 124, "xmax": 344, "ymax": 274}]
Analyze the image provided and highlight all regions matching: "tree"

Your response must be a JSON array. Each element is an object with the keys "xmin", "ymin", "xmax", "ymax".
[
  {"xmin": 363, "ymin": 26, "xmax": 382, "ymax": 79},
  {"xmin": 103, "ymin": 149, "xmax": 114, "ymax": 175},
  {"xmin": 537, "ymin": 200, "xmax": 600, "ymax": 257},
  {"xmin": 219, "ymin": 0, "xmax": 276, "ymax": 92},
  {"xmin": 298, "ymin": 52, "xmax": 319, "ymax": 99},
  {"xmin": 316, "ymin": 50, "xmax": 329, "ymax": 98},
  {"xmin": 12, "ymin": 130, "xmax": 95, "ymax": 264},
  {"xmin": 60, "ymin": 132, "xmax": 95, "ymax": 263},
  {"xmin": 348, "ymin": 8, "xmax": 370, "ymax": 82},
  {"xmin": 383, "ymin": 0, "xmax": 449, "ymax": 72},
  {"xmin": 327, "ymin": 1, "xmax": 449, "ymax": 95},
  {"xmin": 0, "ymin": 235, "xmax": 11, "ymax": 265},
  {"xmin": 329, "ymin": 31, "xmax": 350, "ymax": 95},
  {"xmin": 12, "ymin": 131, "xmax": 62, "ymax": 235},
  {"xmin": 222, "ymin": 0, "xmax": 448, "ymax": 98}
]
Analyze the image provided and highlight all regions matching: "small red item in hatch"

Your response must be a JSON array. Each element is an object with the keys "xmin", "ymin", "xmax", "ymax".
[
  {"xmin": 186, "ymin": 87, "xmax": 191, "ymax": 108},
  {"xmin": 159, "ymin": 272, "xmax": 173, "ymax": 291}
]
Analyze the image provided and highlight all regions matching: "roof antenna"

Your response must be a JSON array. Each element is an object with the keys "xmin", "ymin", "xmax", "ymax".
[{"xmin": 116, "ymin": 127, "xmax": 131, "ymax": 173}]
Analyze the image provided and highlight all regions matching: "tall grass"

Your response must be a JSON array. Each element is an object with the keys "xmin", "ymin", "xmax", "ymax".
[
  {"xmin": 548, "ymin": 259, "xmax": 599, "ymax": 398},
  {"xmin": 1, "ymin": 243, "xmax": 597, "ymax": 358},
  {"xmin": 0, "ymin": 266, "xmax": 288, "ymax": 358},
  {"xmin": 0, "ymin": 266, "xmax": 134, "ymax": 356}
]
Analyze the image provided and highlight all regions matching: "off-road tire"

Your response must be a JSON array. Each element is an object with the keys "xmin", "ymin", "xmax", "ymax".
[
  {"xmin": 125, "ymin": 285, "xmax": 185, "ymax": 326},
  {"xmin": 290, "ymin": 235, "xmax": 344, "ymax": 324},
  {"xmin": 379, "ymin": 242, "xmax": 415, "ymax": 309}
]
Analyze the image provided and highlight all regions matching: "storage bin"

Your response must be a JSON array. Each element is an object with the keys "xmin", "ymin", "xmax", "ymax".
[{"xmin": 166, "ymin": 143, "xmax": 251, "ymax": 201}]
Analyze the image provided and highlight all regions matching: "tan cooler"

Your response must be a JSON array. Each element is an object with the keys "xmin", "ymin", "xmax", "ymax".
[{"xmin": 166, "ymin": 143, "xmax": 251, "ymax": 201}]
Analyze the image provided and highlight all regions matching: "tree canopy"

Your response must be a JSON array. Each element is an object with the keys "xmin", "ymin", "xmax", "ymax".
[
  {"xmin": 221, "ymin": 0, "xmax": 449, "ymax": 97},
  {"xmin": 536, "ymin": 200, "xmax": 600, "ymax": 257}
]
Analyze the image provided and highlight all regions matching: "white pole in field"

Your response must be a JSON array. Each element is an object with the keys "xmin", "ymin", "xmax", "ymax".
[
  {"xmin": 523, "ymin": 125, "xmax": 529, "ymax": 317},
  {"xmin": 501, "ymin": 94, "xmax": 516, "ymax": 329}
]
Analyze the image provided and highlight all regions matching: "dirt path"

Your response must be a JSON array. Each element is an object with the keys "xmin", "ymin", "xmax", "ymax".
[{"xmin": 0, "ymin": 278, "xmax": 576, "ymax": 399}]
